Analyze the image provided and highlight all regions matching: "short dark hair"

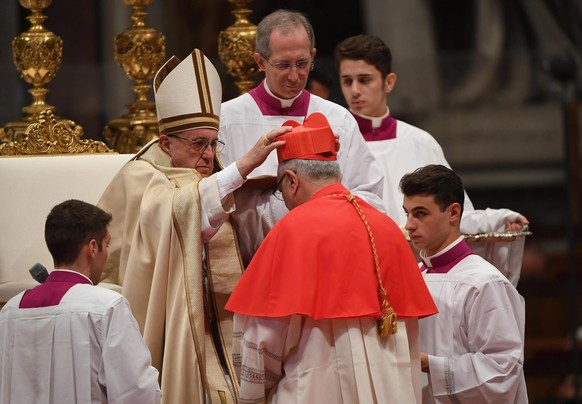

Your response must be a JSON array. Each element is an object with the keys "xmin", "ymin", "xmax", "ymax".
[
  {"xmin": 334, "ymin": 34, "xmax": 392, "ymax": 79},
  {"xmin": 45, "ymin": 199, "xmax": 112, "ymax": 265},
  {"xmin": 307, "ymin": 65, "xmax": 333, "ymax": 91},
  {"xmin": 399, "ymin": 164, "xmax": 465, "ymax": 215}
]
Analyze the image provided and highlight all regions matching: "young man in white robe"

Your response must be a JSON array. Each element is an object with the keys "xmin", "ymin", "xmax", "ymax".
[
  {"xmin": 0, "ymin": 199, "xmax": 161, "ymax": 403},
  {"xmin": 334, "ymin": 34, "xmax": 529, "ymax": 285},
  {"xmin": 218, "ymin": 10, "xmax": 385, "ymax": 265},
  {"xmin": 400, "ymin": 164, "xmax": 528, "ymax": 403}
]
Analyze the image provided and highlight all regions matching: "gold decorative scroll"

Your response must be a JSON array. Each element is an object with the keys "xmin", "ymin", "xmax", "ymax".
[
  {"xmin": 103, "ymin": 0, "xmax": 166, "ymax": 153},
  {"xmin": 218, "ymin": 0, "xmax": 258, "ymax": 95},
  {"xmin": 0, "ymin": 110, "xmax": 113, "ymax": 156}
]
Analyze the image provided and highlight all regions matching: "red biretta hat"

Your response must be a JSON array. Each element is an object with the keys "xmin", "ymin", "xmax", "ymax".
[{"xmin": 277, "ymin": 112, "xmax": 337, "ymax": 162}]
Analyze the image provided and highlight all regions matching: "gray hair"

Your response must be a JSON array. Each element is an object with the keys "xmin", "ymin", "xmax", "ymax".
[
  {"xmin": 278, "ymin": 159, "xmax": 341, "ymax": 182},
  {"xmin": 256, "ymin": 10, "xmax": 315, "ymax": 60}
]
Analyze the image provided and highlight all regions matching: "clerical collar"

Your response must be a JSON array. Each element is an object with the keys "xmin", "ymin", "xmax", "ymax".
[
  {"xmin": 51, "ymin": 269, "xmax": 94, "ymax": 285},
  {"xmin": 351, "ymin": 109, "xmax": 397, "ymax": 141},
  {"xmin": 19, "ymin": 269, "xmax": 93, "ymax": 309},
  {"xmin": 249, "ymin": 80, "xmax": 310, "ymax": 116},
  {"xmin": 420, "ymin": 237, "xmax": 474, "ymax": 274},
  {"xmin": 264, "ymin": 81, "xmax": 302, "ymax": 107},
  {"xmin": 352, "ymin": 108, "xmax": 389, "ymax": 128}
]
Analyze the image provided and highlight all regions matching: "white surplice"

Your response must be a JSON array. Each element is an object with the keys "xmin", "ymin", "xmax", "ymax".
[
  {"xmin": 419, "ymin": 252, "xmax": 528, "ymax": 403},
  {"xmin": 0, "ymin": 284, "xmax": 161, "ymax": 404},
  {"xmin": 364, "ymin": 118, "xmax": 474, "ymax": 224},
  {"xmin": 233, "ymin": 315, "xmax": 422, "ymax": 404}
]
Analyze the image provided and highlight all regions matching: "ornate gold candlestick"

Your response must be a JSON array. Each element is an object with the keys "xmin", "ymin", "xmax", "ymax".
[
  {"xmin": 1, "ymin": 0, "xmax": 76, "ymax": 143},
  {"xmin": 218, "ymin": 0, "xmax": 258, "ymax": 95},
  {"xmin": 103, "ymin": 0, "xmax": 166, "ymax": 153}
]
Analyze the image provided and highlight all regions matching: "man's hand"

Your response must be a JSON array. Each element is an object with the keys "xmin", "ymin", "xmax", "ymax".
[
  {"xmin": 420, "ymin": 352, "xmax": 430, "ymax": 373},
  {"xmin": 235, "ymin": 126, "xmax": 291, "ymax": 179},
  {"xmin": 505, "ymin": 214, "xmax": 529, "ymax": 232}
]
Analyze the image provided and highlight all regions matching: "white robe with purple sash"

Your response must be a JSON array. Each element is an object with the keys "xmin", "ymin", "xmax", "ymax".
[
  {"xmin": 0, "ymin": 270, "xmax": 160, "ymax": 404},
  {"xmin": 418, "ymin": 239, "xmax": 528, "ymax": 403}
]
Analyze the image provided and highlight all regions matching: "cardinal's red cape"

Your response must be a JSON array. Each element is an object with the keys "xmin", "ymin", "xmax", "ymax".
[{"xmin": 226, "ymin": 183, "xmax": 437, "ymax": 319}]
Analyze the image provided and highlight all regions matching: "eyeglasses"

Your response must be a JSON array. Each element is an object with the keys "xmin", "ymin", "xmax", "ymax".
[
  {"xmin": 167, "ymin": 134, "xmax": 225, "ymax": 153},
  {"xmin": 273, "ymin": 171, "xmax": 295, "ymax": 201},
  {"xmin": 273, "ymin": 175, "xmax": 285, "ymax": 201},
  {"xmin": 263, "ymin": 57, "xmax": 314, "ymax": 72}
]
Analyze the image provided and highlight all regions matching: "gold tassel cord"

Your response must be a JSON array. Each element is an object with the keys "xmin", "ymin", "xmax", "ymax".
[{"xmin": 327, "ymin": 193, "xmax": 397, "ymax": 336}]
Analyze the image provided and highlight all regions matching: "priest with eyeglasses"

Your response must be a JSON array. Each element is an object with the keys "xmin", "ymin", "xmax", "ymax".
[{"xmin": 218, "ymin": 9, "xmax": 385, "ymax": 266}]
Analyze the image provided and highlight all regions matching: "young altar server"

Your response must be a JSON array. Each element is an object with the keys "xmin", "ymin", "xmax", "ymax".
[
  {"xmin": 400, "ymin": 164, "xmax": 528, "ymax": 403},
  {"xmin": 334, "ymin": 34, "xmax": 529, "ymax": 286},
  {"xmin": 0, "ymin": 199, "xmax": 161, "ymax": 403}
]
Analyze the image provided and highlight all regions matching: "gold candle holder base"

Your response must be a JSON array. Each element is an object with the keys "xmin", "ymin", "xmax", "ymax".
[{"xmin": 103, "ymin": 110, "xmax": 159, "ymax": 153}]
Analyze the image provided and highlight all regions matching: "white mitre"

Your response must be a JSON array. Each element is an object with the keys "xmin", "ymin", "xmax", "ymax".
[{"xmin": 153, "ymin": 48, "xmax": 222, "ymax": 135}]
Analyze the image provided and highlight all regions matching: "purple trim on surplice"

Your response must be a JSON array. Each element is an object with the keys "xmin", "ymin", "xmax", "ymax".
[
  {"xmin": 248, "ymin": 80, "xmax": 311, "ymax": 117},
  {"xmin": 420, "ymin": 240, "xmax": 474, "ymax": 274},
  {"xmin": 352, "ymin": 113, "xmax": 397, "ymax": 142},
  {"xmin": 19, "ymin": 270, "xmax": 92, "ymax": 308}
]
